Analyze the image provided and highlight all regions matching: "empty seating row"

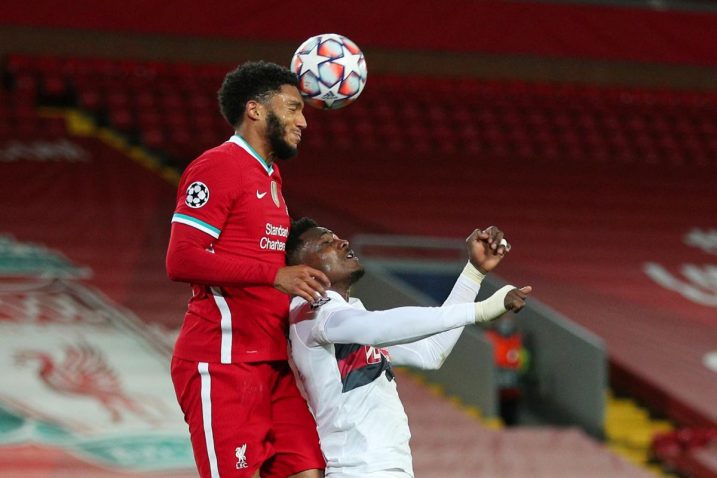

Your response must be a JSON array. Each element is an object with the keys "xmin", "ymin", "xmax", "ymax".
[{"xmin": 3, "ymin": 54, "xmax": 716, "ymax": 169}]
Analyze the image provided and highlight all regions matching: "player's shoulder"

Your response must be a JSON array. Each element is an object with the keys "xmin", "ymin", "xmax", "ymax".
[
  {"xmin": 192, "ymin": 142, "xmax": 244, "ymax": 168},
  {"xmin": 289, "ymin": 296, "xmax": 329, "ymax": 325},
  {"xmin": 181, "ymin": 142, "xmax": 244, "ymax": 182},
  {"xmin": 289, "ymin": 291, "xmax": 348, "ymax": 325}
]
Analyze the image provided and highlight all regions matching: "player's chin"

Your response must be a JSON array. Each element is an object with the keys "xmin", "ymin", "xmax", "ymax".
[
  {"xmin": 275, "ymin": 143, "xmax": 299, "ymax": 161},
  {"xmin": 288, "ymin": 132, "xmax": 302, "ymax": 146},
  {"xmin": 285, "ymin": 140, "xmax": 300, "ymax": 154},
  {"xmin": 349, "ymin": 265, "xmax": 366, "ymax": 284}
]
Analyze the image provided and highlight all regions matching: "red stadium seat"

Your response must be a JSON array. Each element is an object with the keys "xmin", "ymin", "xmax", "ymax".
[
  {"xmin": 5, "ymin": 53, "xmax": 715, "ymax": 171},
  {"xmin": 109, "ymin": 108, "xmax": 135, "ymax": 134},
  {"xmin": 142, "ymin": 128, "xmax": 165, "ymax": 150}
]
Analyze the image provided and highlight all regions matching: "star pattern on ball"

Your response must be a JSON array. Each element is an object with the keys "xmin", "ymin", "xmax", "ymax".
[
  {"xmin": 291, "ymin": 34, "xmax": 367, "ymax": 109},
  {"xmin": 296, "ymin": 42, "xmax": 332, "ymax": 78},
  {"xmin": 316, "ymin": 80, "xmax": 346, "ymax": 108},
  {"xmin": 333, "ymin": 47, "xmax": 364, "ymax": 80}
]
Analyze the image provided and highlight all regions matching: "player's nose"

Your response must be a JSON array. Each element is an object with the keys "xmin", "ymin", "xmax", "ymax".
[{"xmin": 296, "ymin": 112, "xmax": 307, "ymax": 129}]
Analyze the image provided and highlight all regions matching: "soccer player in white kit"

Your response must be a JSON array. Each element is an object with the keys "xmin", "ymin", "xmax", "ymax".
[{"xmin": 285, "ymin": 218, "xmax": 531, "ymax": 478}]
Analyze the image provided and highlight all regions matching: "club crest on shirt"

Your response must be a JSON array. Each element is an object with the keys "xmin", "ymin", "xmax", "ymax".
[
  {"xmin": 185, "ymin": 181, "xmax": 209, "ymax": 208},
  {"xmin": 365, "ymin": 346, "xmax": 391, "ymax": 364},
  {"xmin": 310, "ymin": 296, "xmax": 332, "ymax": 309},
  {"xmin": 270, "ymin": 180, "xmax": 280, "ymax": 208},
  {"xmin": 235, "ymin": 444, "xmax": 248, "ymax": 469}
]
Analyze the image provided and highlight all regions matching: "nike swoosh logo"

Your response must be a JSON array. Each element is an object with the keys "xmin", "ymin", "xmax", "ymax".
[{"xmin": 256, "ymin": 191, "xmax": 267, "ymax": 199}]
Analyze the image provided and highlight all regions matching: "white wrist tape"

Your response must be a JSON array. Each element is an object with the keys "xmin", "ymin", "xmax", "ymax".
[
  {"xmin": 462, "ymin": 262, "xmax": 486, "ymax": 285},
  {"xmin": 474, "ymin": 285, "xmax": 514, "ymax": 323}
]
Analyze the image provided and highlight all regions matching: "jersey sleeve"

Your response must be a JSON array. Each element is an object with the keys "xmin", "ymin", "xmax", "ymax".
[
  {"xmin": 166, "ymin": 152, "xmax": 280, "ymax": 287},
  {"xmin": 171, "ymin": 152, "xmax": 238, "ymax": 239},
  {"xmin": 312, "ymin": 300, "xmax": 476, "ymax": 348},
  {"xmin": 166, "ymin": 223, "xmax": 280, "ymax": 286},
  {"xmin": 388, "ymin": 263, "xmax": 484, "ymax": 369}
]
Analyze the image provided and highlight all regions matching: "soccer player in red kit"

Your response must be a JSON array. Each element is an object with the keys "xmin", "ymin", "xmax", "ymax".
[{"xmin": 166, "ymin": 61, "xmax": 329, "ymax": 478}]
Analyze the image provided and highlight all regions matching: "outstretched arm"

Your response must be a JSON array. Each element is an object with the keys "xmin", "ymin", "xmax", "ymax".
[
  {"xmin": 387, "ymin": 226, "xmax": 515, "ymax": 369},
  {"xmin": 312, "ymin": 285, "xmax": 520, "ymax": 347}
]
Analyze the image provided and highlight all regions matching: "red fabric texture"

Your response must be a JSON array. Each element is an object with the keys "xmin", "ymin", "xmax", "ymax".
[
  {"xmin": 166, "ymin": 223, "xmax": 279, "ymax": 288},
  {"xmin": 170, "ymin": 358, "xmax": 324, "ymax": 478},
  {"xmin": 169, "ymin": 142, "xmax": 292, "ymax": 363}
]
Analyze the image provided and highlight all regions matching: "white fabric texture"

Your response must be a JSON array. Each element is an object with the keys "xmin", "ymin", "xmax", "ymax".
[
  {"xmin": 313, "ymin": 299, "xmax": 476, "ymax": 347},
  {"xmin": 289, "ymin": 261, "xmax": 505, "ymax": 476}
]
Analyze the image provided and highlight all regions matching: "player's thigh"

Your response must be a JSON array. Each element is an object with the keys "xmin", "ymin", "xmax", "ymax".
[
  {"xmin": 171, "ymin": 358, "xmax": 274, "ymax": 478},
  {"xmin": 261, "ymin": 362, "xmax": 324, "ymax": 478}
]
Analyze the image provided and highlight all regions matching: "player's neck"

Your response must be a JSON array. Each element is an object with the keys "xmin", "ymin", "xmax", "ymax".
[
  {"xmin": 331, "ymin": 270, "xmax": 363, "ymax": 302},
  {"xmin": 235, "ymin": 128, "xmax": 274, "ymax": 166},
  {"xmin": 329, "ymin": 284, "xmax": 351, "ymax": 302}
]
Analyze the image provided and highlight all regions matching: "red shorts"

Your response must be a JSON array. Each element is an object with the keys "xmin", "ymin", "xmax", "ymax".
[{"xmin": 171, "ymin": 357, "xmax": 324, "ymax": 478}]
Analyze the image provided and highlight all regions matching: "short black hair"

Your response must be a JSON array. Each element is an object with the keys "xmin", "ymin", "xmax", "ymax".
[
  {"xmin": 218, "ymin": 60, "xmax": 299, "ymax": 128},
  {"xmin": 286, "ymin": 217, "xmax": 319, "ymax": 265}
]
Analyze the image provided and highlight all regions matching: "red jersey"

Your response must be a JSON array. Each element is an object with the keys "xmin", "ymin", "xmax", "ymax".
[{"xmin": 168, "ymin": 135, "xmax": 291, "ymax": 363}]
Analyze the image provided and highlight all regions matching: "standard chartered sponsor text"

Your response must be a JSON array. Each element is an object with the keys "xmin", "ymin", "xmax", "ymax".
[{"xmin": 260, "ymin": 222, "xmax": 288, "ymax": 251}]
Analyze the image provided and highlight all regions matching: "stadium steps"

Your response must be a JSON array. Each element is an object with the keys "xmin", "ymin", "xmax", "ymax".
[
  {"xmin": 397, "ymin": 370, "xmax": 658, "ymax": 478},
  {"xmin": 605, "ymin": 391, "xmax": 677, "ymax": 477}
]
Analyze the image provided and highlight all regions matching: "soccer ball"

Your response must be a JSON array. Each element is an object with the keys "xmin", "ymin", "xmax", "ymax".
[{"xmin": 291, "ymin": 33, "xmax": 367, "ymax": 110}]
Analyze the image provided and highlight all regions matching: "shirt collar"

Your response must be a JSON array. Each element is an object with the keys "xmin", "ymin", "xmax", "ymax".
[
  {"xmin": 290, "ymin": 290, "xmax": 362, "ymax": 308},
  {"xmin": 323, "ymin": 290, "xmax": 365, "ymax": 308},
  {"xmin": 227, "ymin": 134, "xmax": 274, "ymax": 175},
  {"xmin": 325, "ymin": 290, "xmax": 347, "ymax": 302}
]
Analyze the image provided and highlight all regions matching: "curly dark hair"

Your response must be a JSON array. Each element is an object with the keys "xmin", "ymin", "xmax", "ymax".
[
  {"xmin": 286, "ymin": 217, "xmax": 319, "ymax": 265},
  {"xmin": 217, "ymin": 60, "xmax": 299, "ymax": 128}
]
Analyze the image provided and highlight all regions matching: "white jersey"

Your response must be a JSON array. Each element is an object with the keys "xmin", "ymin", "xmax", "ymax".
[{"xmin": 289, "ymin": 265, "xmax": 485, "ymax": 477}]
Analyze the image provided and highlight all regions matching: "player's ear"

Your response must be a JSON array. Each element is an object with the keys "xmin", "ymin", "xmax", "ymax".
[{"xmin": 246, "ymin": 100, "xmax": 262, "ymax": 121}]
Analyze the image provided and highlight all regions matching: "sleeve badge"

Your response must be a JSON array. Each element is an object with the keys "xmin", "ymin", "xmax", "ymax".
[{"xmin": 185, "ymin": 182, "xmax": 209, "ymax": 208}]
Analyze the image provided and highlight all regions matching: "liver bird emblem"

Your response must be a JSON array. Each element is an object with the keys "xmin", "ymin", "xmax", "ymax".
[
  {"xmin": 235, "ymin": 444, "xmax": 248, "ymax": 469},
  {"xmin": 14, "ymin": 342, "xmax": 159, "ymax": 423}
]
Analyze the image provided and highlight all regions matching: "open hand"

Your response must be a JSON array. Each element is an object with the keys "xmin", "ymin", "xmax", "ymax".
[{"xmin": 274, "ymin": 265, "xmax": 331, "ymax": 303}]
